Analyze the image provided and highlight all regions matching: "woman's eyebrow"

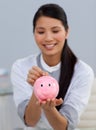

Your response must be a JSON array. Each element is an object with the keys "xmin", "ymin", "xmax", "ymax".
[
  {"xmin": 51, "ymin": 26, "xmax": 61, "ymax": 29},
  {"xmin": 35, "ymin": 26, "xmax": 45, "ymax": 29},
  {"xmin": 35, "ymin": 26, "xmax": 61, "ymax": 30}
]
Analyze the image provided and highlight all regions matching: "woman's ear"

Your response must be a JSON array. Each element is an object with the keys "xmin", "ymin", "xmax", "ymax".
[{"xmin": 65, "ymin": 28, "xmax": 69, "ymax": 39}]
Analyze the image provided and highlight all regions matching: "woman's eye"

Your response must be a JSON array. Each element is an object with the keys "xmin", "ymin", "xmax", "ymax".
[
  {"xmin": 38, "ymin": 32, "xmax": 44, "ymax": 34},
  {"xmin": 53, "ymin": 30, "xmax": 59, "ymax": 33}
]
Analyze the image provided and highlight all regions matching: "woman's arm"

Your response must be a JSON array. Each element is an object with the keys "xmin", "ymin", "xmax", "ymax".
[
  {"xmin": 44, "ymin": 108, "xmax": 67, "ymax": 130},
  {"xmin": 41, "ymin": 99, "xmax": 68, "ymax": 130},
  {"xmin": 24, "ymin": 92, "xmax": 41, "ymax": 126},
  {"xmin": 25, "ymin": 66, "xmax": 48, "ymax": 126}
]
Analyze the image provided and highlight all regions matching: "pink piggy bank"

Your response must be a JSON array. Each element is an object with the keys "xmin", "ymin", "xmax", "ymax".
[{"xmin": 34, "ymin": 76, "xmax": 59, "ymax": 102}]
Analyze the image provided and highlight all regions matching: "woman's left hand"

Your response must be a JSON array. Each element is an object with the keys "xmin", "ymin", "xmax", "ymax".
[{"xmin": 39, "ymin": 98, "xmax": 63, "ymax": 110}]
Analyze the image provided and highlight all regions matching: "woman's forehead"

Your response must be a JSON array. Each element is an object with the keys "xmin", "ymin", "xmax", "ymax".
[{"xmin": 35, "ymin": 16, "xmax": 64, "ymax": 28}]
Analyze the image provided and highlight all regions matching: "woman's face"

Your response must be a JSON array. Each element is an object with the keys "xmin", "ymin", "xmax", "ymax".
[{"xmin": 34, "ymin": 16, "xmax": 69, "ymax": 58}]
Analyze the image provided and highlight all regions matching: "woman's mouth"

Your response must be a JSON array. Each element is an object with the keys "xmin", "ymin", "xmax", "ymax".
[{"xmin": 43, "ymin": 43, "xmax": 57, "ymax": 50}]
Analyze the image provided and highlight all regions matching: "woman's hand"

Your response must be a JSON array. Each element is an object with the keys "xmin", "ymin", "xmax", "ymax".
[
  {"xmin": 39, "ymin": 98, "xmax": 63, "ymax": 111},
  {"xmin": 27, "ymin": 66, "xmax": 48, "ymax": 86}
]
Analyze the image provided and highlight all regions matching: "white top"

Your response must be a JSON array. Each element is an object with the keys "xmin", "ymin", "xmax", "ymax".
[{"xmin": 11, "ymin": 53, "xmax": 94, "ymax": 130}]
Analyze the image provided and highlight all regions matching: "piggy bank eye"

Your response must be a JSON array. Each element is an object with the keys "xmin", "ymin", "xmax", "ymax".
[
  {"xmin": 40, "ymin": 84, "xmax": 43, "ymax": 87},
  {"xmin": 48, "ymin": 83, "xmax": 51, "ymax": 87}
]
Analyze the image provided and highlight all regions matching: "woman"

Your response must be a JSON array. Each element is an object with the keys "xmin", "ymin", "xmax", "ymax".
[{"xmin": 11, "ymin": 3, "xmax": 94, "ymax": 130}]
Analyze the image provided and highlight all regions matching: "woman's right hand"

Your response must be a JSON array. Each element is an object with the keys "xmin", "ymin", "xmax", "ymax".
[{"xmin": 27, "ymin": 66, "xmax": 48, "ymax": 86}]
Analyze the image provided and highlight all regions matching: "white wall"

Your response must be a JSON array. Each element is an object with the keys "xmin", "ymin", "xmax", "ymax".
[{"xmin": 0, "ymin": 0, "xmax": 96, "ymax": 75}]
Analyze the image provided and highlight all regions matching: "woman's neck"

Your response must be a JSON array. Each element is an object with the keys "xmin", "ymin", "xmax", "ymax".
[{"xmin": 42, "ymin": 54, "xmax": 61, "ymax": 66}]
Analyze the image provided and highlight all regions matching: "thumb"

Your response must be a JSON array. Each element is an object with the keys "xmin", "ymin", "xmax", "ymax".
[{"xmin": 55, "ymin": 98, "xmax": 63, "ymax": 106}]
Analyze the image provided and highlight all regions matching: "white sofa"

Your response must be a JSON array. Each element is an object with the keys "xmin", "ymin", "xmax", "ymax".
[{"xmin": 78, "ymin": 78, "xmax": 96, "ymax": 128}]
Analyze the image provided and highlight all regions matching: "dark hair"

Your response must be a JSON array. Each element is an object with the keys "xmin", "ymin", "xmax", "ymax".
[
  {"xmin": 33, "ymin": 3, "xmax": 68, "ymax": 32},
  {"xmin": 33, "ymin": 3, "xmax": 77, "ymax": 110}
]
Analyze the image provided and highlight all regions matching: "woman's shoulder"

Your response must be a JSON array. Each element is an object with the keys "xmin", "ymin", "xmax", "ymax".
[
  {"xmin": 12, "ymin": 53, "xmax": 39, "ymax": 67},
  {"xmin": 74, "ymin": 59, "xmax": 94, "ymax": 81},
  {"xmin": 11, "ymin": 53, "xmax": 40, "ymax": 74}
]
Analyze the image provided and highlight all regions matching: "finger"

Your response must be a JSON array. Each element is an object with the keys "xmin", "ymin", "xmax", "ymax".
[
  {"xmin": 28, "ymin": 68, "xmax": 41, "ymax": 77},
  {"xmin": 55, "ymin": 98, "xmax": 63, "ymax": 106},
  {"xmin": 44, "ymin": 71, "xmax": 49, "ymax": 76},
  {"xmin": 46, "ymin": 99, "xmax": 55, "ymax": 108},
  {"xmin": 46, "ymin": 99, "xmax": 51, "ymax": 106},
  {"xmin": 27, "ymin": 67, "xmax": 41, "ymax": 85},
  {"xmin": 50, "ymin": 99, "xmax": 56, "ymax": 107},
  {"xmin": 32, "ymin": 66, "xmax": 46, "ymax": 76},
  {"xmin": 28, "ymin": 72, "xmax": 39, "ymax": 81},
  {"xmin": 27, "ymin": 77, "xmax": 35, "ymax": 85},
  {"xmin": 40, "ymin": 101, "xmax": 46, "ymax": 108},
  {"xmin": 27, "ymin": 73, "xmax": 36, "ymax": 85}
]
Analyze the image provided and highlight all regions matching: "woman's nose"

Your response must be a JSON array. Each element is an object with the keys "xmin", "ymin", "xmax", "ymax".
[{"xmin": 45, "ymin": 32, "xmax": 53, "ymax": 41}]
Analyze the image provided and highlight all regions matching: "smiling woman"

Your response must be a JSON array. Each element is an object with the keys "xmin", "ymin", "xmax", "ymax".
[
  {"xmin": 11, "ymin": 3, "xmax": 94, "ymax": 130},
  {"xmin": 34, "ymin": 16, "xmax": 68, "ymax": 66}
]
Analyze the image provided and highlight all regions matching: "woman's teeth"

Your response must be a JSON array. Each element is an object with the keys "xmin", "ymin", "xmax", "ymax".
[{"xmin": 44, "ymin": 44, "xmax": 55, "ymax": 49}]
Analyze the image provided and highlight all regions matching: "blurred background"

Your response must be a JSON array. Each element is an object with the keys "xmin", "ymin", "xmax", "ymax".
[
  {"xmin": 0, "ymin": 0, "xmax": 96, "ymax": 130},
  {"xmin": 0, "ymin": 0, "xmax": 96, "ymax": 75}
]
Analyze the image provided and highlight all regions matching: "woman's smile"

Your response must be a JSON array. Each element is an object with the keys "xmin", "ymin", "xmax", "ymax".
[{"xmin": 43, "ymin": 43, "xmax": 57, "ymax": 50}]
